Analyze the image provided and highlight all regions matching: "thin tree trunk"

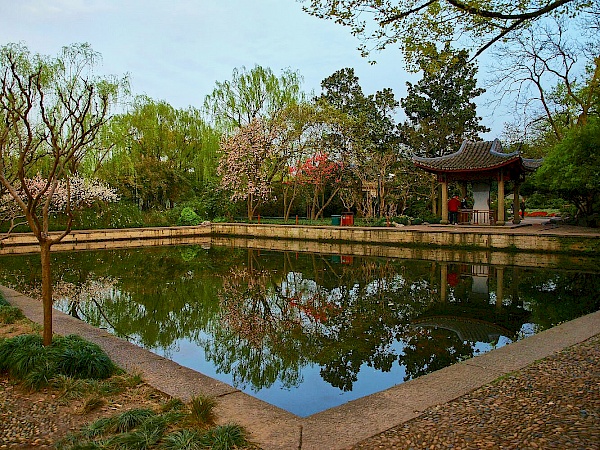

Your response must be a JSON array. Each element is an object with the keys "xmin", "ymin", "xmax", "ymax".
[
  {"xmin": 40, "ymin": 239, "xmax": 53, "ymax": 346},
  {"xmin": 315, "ymin": 187, "xmax": 340, "ymax": 219}
]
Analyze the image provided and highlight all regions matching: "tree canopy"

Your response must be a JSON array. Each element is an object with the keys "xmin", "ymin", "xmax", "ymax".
[
  {"xmin": 301, "ymin": 0, "xmax": 591, "ymax": 66},
  {"xmin": 535, "ymin": 117, "xmax": 600, "ymax": 226},
  {"xmin": 399, "ymin": 44, "xmax": 489, "ymax": 158},
  {"xmin": 204, "ymin": 65, "xmax": 305, "ymax": 132}
]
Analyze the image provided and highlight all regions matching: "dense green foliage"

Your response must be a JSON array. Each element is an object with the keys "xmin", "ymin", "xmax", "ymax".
[
  {"xmin": 2, "ymin": 34, "xmax": 597, "ymax": 229},
  {"xmin": 93, "ymin": 96, "xmax": 220, "ymax": 211},
  {"xmin": 535, "ymin": 118, "xmax": 600, "ymax": 226},
  {"xmin": 399, "ymin": 44, "xmax": 489, "ymax": 158}
]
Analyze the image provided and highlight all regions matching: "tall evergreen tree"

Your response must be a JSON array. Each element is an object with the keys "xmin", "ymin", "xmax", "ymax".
[{"xmin": 400, "ymin": 44, "xmax": 489, "ymax": 158}]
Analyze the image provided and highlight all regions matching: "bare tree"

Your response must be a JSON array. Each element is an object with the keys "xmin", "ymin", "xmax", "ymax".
[
  {"xmin": 488, "ymin": 14, "xmax": 599, "ymax": 143},
  {"xmin": 0, "ymin": 43, "xmax": 125, "ymax": 345}
]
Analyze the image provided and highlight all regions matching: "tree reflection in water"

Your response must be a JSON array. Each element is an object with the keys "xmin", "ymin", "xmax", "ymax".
[{"xmin": 0, "ymin": 245, "xmax": 598, "ymax": 415}]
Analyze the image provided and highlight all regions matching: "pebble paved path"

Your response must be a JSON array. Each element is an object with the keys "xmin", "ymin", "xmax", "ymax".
[
  {"xmin": 0, "ymin": 380, "xmax": 65, "ymax": 448},
  {"xmin": 349, "ymin": 334, "xmax": 600, "ymax": 450}
]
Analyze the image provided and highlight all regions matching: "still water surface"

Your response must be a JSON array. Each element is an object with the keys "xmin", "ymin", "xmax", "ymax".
[{"xmin": 0, "ymin": 244, "xmax": 598, "ymax": 417}]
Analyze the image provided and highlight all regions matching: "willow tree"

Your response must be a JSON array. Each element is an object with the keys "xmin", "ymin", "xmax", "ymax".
[
  {"xmin": 95, "ymin": 96, "xmax": 220, "ymax": 210},
  {"xmin": 0, "ymin": 43, "xmax": 126, "ymax": 345},
  {"xmin": 204, "ymin": 65, "xmax": 305, "ymax": 132}
]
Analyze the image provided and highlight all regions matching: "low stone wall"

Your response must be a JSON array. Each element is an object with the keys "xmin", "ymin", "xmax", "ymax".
[
  {"xmin": 1, "ymin": 223, "xmax": 599, "ymax": 257},
  {"xmin": 212, "ymin": 223, "xmax": 600, "ymax": 255},
  {"xmin": 0, "ymin": 226, "xmax": 211, "ymax": 255},
  {"xmin": 212, "ymin": 236, "xmax": 596, "ymax": 271}
]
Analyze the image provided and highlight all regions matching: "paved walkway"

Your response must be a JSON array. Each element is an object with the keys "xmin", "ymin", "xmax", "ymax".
[{"xmin": 350, "ymin": 334, "xmax": 600, "ymax": 450}]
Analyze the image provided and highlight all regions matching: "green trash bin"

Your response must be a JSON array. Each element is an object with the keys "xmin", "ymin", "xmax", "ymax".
[{"xmin": 331, "ymin": 215, "xmax": 341, "ymax": 226}]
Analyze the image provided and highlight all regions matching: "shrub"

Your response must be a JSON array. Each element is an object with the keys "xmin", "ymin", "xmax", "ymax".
[
  {"xmin": 177, "ymin": 207, "xmax": 202, "ymax": 226},
  {"xmin": 74, "ymin": 201, "xmax": 145, "ymax": 230},
  {"xmin": 392, "ymin": 215, "xmax": 410, "ymax": 225}
]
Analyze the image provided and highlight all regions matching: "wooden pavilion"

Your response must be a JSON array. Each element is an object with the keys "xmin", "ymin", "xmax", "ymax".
[{"xmin": 413, "ymin": 139, "xmax": 542, "ymax": 225}]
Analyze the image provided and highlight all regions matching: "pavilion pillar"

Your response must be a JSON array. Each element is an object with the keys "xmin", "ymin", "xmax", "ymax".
[
  {"xmin": 440, "ymin": 263, "xmax": 448, "ymax": 302},
  {"xmin": 440, "ymin": 176, "xmax": 449, "ymax": 224},
  {"xmin": 497, "ymin": 171, "xmax": 505, "ymax": 225},
  {"xmin": 512, "ymin": 183, "xmax": 521, "ymax": 224},
  {"xmin": 496, "ymin": 266, "xmax": 504, "ymax": 310}
]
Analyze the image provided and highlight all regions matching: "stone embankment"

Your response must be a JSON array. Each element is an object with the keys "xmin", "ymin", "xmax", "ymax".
[{"xmin": 1, "ymin": 221, "xmax": 599, "ymax": 257}]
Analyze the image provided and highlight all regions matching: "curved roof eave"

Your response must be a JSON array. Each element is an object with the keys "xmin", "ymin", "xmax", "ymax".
[{"xmin": 414, "ymin": 156, "xmax": 523, "ymax": 174}]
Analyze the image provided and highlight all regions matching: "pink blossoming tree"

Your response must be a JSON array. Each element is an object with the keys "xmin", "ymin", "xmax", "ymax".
[{"xmin": 218, "ymin": 118, "xmax": 287, "ymax": 220}]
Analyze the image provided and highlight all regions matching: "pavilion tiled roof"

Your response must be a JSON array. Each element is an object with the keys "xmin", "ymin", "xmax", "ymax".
[{"xmin": 413, "ymin": 139, "xmax": 543, "ymax": 174}]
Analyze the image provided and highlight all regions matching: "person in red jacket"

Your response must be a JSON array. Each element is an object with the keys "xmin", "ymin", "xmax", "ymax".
[{"xmin": 448, "ymin": 195, "xmax": 461, "ymax": 224}]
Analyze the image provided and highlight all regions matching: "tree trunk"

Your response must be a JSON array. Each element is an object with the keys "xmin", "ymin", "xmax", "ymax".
[
  {"xmin": 247, "ymin": 193, "xmax": 254, "ymax": 221},
  {"xmin": 40, "ymin": 240, "xmax": 53, "ymax": 346},
  {"xmin": 315, "ymin": 187, "xmax": 340, "ymax": 220}
]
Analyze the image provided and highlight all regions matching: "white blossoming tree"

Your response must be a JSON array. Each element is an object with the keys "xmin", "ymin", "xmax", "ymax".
[{"xmin": 0, "ymin": 43, "xmax": 126, "ymax": 345}]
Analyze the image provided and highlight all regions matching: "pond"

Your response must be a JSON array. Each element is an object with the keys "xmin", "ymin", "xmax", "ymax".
[{"xmin": 0, "ymin": 244, "xmax": 598, "ymax": 417}]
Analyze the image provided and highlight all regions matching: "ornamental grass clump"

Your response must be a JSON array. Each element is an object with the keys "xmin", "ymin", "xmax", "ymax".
[
  {"xmin": 0, "ymin": 293, "xmax": 24, "ymax": 324},
  {"xmin": 161, "ymin": 428, "xmax": 204, "ymax": 449},
  {"xmin": 57, "ymin": 400, "xmax": 253, "ymax": 450},
  {"xmin": 0, "ymin": 333, "xmax": 119, "ymax": 389},
  {"xmin": 199, "ymin": 424, "xmax": 249, "ymax": 450},
  {"xmin": 0, "ymin": 304, "xmax": 25, "ymax": 324},
  {"xmin": 53, "ymin": 334, "xmax": 119, "ymax": 379},
  {"xmin": 188, "ymin": 394, "xmax": 217, "ymax": 426}
]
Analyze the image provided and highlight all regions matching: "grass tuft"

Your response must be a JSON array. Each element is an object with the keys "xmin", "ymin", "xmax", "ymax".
[
  {"xmin": 53, "ymin": 334, "xmax": 118, "ymax": 380},
  {"xmin": 188, "ymin": 395, "xmax": 217, "ymax": 426},
  {"xmin": 200, "ymin": 424, "xmax": 249, "ymax": 450},
  {"xmin": 161, "ymin": 397, "xmax": 186, "ymax": 413},
  {"xmin": 81, "ymin": 395, "xmax": 106, "ymax": 414},
  {"xmin": 22, "ymin": 361, "xmax": 56, "ymax": 391},
  {"xmin": 80, "ymin": 416, "xmax": 114, "ymax": 438},
  {"xmin": 52, "ymin": 375, "xmax": 97, "ymax": 401},
  {"xmin": 112, "ymin": 408, "xmax": 156, "ymax": 433},
  {"xmin": 0, "ymin": 305, "xmax": 25, "ymax": 324},
  {"xmin": 161, "ymin": 429, "xmax": 204, "ymax": 449},
  {"xmin": 104, "ymin": 426, "xmax": 163, "ymax": 449}
]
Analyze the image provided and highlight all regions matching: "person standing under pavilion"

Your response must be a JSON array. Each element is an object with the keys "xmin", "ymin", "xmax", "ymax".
[{"xmin": 448, "ymin": 195, "xmax": 461, "ymax": 224}]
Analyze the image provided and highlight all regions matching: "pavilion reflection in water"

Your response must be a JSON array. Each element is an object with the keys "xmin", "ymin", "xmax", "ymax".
[{"xmin": 411, "ymin": 263, "xmax": 530, "ymax": 345}]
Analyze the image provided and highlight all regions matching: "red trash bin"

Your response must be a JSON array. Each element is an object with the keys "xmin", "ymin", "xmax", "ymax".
[{"xmin": 341, "ymin": 212, "xmax": 354, "ymax": 226}]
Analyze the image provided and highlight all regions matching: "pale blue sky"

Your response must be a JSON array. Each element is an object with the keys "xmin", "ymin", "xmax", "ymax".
[{"xmin": 0, "ymin": 0, "xmax": 504, "ymax": 135}]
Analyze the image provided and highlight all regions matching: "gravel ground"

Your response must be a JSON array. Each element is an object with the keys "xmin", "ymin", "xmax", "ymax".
[
  {"xmin": 0, "ymin": 378, "xmax": 70, "ymax": 449},
  {"xmin": 349, "ymin": 334, "xmax": 600, "ymax": 450}
]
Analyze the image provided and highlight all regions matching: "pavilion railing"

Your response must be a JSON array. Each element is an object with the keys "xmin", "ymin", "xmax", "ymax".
[{"xmin": 458, "ymin": 209, "xmax": 496, "ymax": 225}]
